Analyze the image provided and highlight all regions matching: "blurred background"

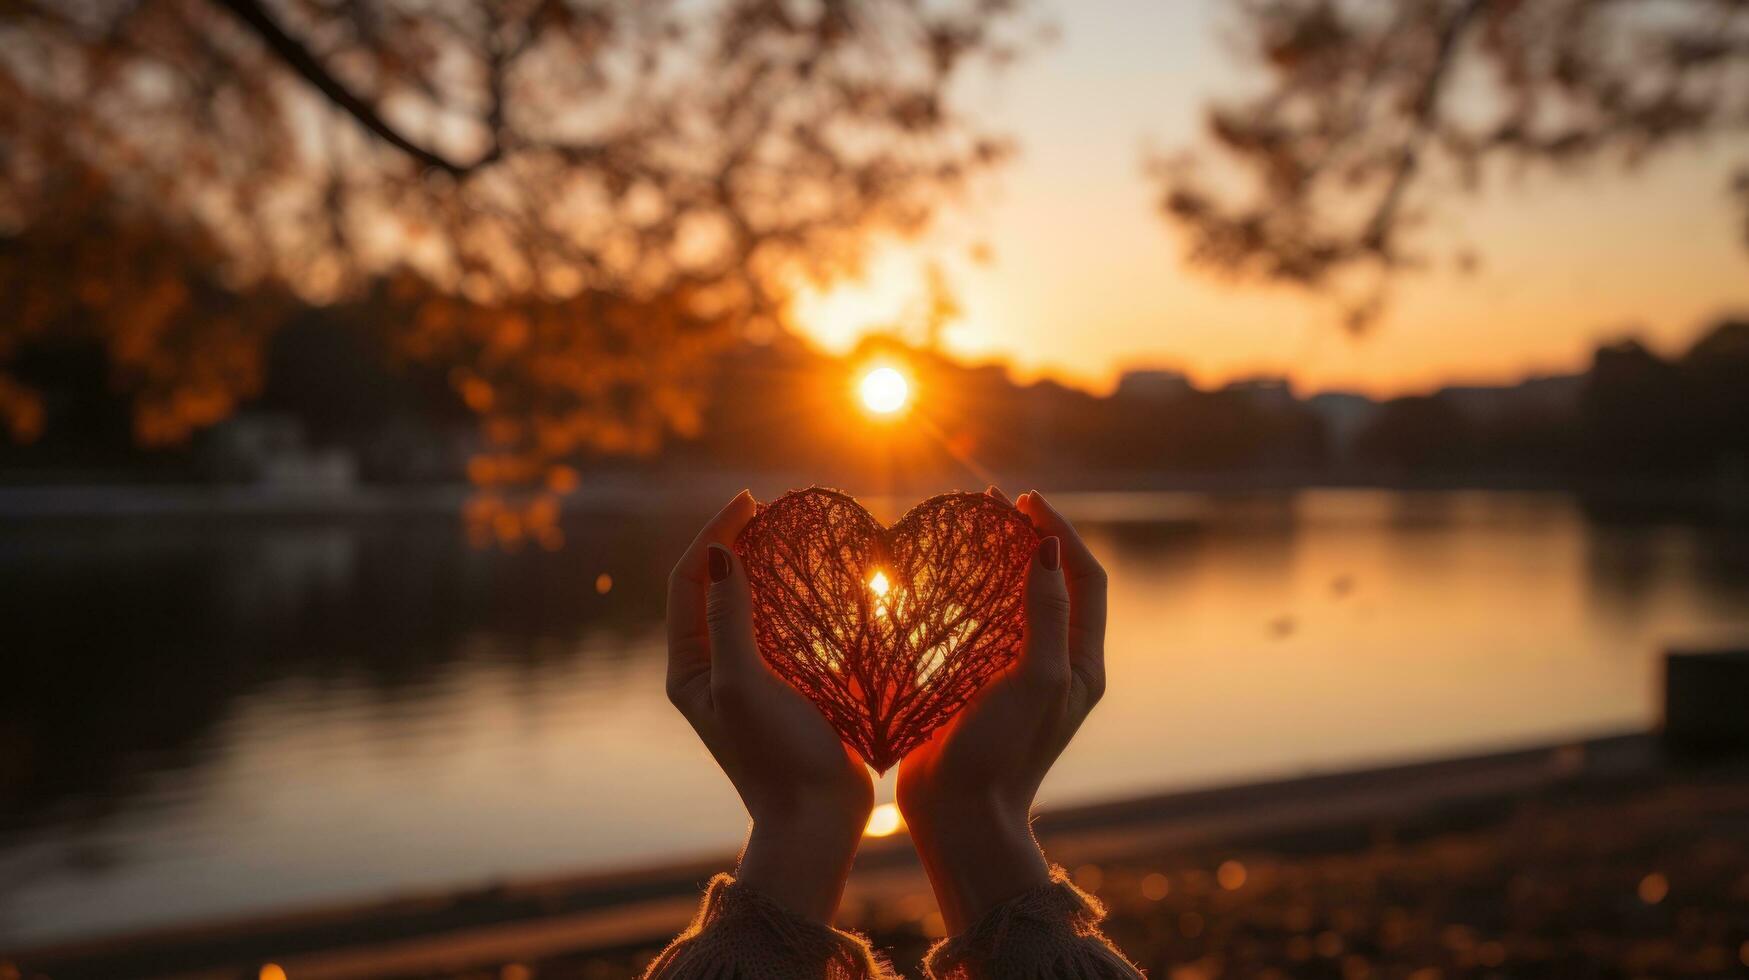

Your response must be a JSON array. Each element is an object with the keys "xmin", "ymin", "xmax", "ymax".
[{"xmin": 2, "ymin": 0, "xmax": 1747, "ymax": 977}]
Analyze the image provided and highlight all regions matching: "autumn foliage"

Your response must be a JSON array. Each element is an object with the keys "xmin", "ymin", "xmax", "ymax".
[{"xmin": 0, "ymin": 0, "xmax": 1026, "ymax": 533}]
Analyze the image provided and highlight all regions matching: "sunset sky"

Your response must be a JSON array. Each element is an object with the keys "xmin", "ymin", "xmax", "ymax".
[{"xmin": 792, "ymin": 1, "xmax": 1749, "ymax": 398}]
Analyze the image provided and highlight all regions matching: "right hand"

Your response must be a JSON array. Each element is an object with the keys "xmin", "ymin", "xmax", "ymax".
[{"xmin": 895, "ymin": 488, "xmax": 1109, "ymax": 932}]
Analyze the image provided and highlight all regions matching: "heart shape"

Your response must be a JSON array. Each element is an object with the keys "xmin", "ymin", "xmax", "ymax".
[{"xmin": 735, "ymin": 488, "xmax": 1038, "ymax": 771}]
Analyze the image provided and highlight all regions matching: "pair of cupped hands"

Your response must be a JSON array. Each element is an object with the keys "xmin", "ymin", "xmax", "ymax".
[{"xmin": 666, "ymin": 487, "xmax": 1107, "ymax": 934}]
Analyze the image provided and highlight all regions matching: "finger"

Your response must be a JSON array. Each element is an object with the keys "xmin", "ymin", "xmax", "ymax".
[
  {"xmin": 666, "ymin": 491, "xmax": 757, "ymax": 698},
  {"xmin": 1017, "ymin": 491, "xmax": 1107, "ymax": 706},
  {"xmin": 1018, "ymin": 536, "xmax": 1070, "ymax": 685},
  {"xmin": 705, "ymin": 543, "xmax": 762, "ymax": 681},
  {"xmin": 985, "ymin": 484, "xmax": 1012, "ymax": 506},
  {"xmin": 1017, "ymin": 490, "xmax": 1107, "ymax": 645}
]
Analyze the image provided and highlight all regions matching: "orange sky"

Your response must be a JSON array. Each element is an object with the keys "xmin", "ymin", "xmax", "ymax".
[{"xmin": 791, "ymin": 1, "xmax": 1749, "ymax": 398}]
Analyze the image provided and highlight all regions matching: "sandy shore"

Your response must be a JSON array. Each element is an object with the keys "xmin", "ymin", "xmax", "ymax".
[{"xmin": 14, "ymin": 731, "xmax": 1747, "ymax": 979}]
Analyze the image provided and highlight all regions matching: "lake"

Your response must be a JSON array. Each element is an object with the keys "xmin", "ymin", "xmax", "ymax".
[{"xmin": 2, "ymin": 489, "xmax": 1746, "ymax": 946}]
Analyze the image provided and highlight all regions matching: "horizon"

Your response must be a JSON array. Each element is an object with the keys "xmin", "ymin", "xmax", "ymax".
[{"xmin": 805, "ymin": 309, "xmax": 1746, "ymax": 405}]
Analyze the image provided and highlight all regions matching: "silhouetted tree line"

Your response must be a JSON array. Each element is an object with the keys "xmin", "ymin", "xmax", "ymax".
[
  {"xmin": 1348, "ymin": 323, "xmax": 1748, "ymax": 483},
  {"xmin": 1578, "ymin": 326, "xmax": 1749, "ymax": 477},
  {"xmin": 673, "ymin": 319, "xmax": 1749, "ymax": 489},
  {"xmin": 3, "ymin": 299, "xmax": 1745, "ymax": 491}
]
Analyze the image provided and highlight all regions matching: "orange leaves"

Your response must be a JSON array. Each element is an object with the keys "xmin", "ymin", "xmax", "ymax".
[
  {"xmin": 457, "ymin": 374, "xmax": 496, "ymax": 412},
  {"xmin": 485, "ymin": 313, "xmax": 530, "ymax": 357},
  {"xmin": 0, "ymin": 0, "xmax": 1028, "ymax": 547},
  {"xmin": 134, "ymin": 385, "xmax": 237, "ymax": 447},
  {"xmin": 462, "ymin": 489, "xmax": 566, "ymax": 552},
  {"xmin": 375, "ymin": 277, "xmax": 733, "ymax": 546},
  {"xmin": 0, "ymin": 377, "xmax": 44, "ymax": 444},
  {"xmin": 404, "ymin": 280, "xmax": 729, "ymax": 451},
  {"xmin": 545, "ymin": 465, "xmax": 579, "ymax": 494},
  {"xmin": 0, "ymin": 194, "xmax": 278, "ymax": 448}
]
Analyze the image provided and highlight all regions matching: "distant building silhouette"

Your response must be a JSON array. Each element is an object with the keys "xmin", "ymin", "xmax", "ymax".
[
  {"xmin": 1437, "ymin": 375, "xmax": 1583, "ymax": 426},
  {"xmin": 1306, "ymin": 393, "xmax": 1379, "ymax": 465},
  {"xmin": 1222, "ymin": 377, "xmax": 1296, "ymax": 414},
  {"xmin": 1114, "ymin": 368, "xmax": 1193, "ymax": 402},
  {"xmin": 3, "ymin": 297, "xmax": 1745, "ymax": 498}
]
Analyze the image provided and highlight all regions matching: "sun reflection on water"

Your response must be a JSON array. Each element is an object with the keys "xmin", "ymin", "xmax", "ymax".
[{"xmin": 864, "ymin": 803, "xmax": 905, "ymax": 837}]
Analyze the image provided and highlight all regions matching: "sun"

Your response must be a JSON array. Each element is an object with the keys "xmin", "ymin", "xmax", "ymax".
[
  {"xmin": 859, "ymin": 366, "xmax": 911, "ymax": 415},
  {"xmin": 863, "ymin": 802, "xmax": 905, "ymax": 838}
]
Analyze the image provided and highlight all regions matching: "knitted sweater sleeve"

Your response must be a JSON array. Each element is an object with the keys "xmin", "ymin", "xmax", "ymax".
[
  {"xmin": 641, "ymin": 874, "xmax": 900, "ymax": 980},
  {"xmin": 921, "ymin": 867, "xmax": 1145, "ymax": 980}
]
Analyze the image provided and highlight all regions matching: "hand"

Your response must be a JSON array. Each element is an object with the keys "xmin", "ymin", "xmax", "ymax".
[
  {"xmin": 896, "ymin": 488, "xmax": 1108, "ymax": 933},
  {"xmin": 666, "ymin": 491, "xmax": 874, "ymax": 922}
]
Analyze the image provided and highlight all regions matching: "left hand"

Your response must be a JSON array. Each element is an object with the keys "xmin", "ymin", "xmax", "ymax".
[{"xmin": 666, "ymin": 491, "xmax": 874, "ymax": 922}]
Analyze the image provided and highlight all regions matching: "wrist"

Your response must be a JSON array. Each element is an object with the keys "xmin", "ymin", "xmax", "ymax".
[
  {"xmin": 902, "ymin": 789, "xmax": 1051, "ymax": 934},
  {"xmin": 736, "ymin": 799, "xmax": 869, "ymax": 924}
]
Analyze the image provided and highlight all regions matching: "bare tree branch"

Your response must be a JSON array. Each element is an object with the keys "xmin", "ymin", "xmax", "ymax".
[
  {"xmin": 1159, "ymin": 0, "xmax": 1749, "ymax": 328},
  {"xmin": 211, "ymin": 0, "xmax": 503, "ymax": 177},
  {"xmin": 1362, "ymin": 0, "xmax": 1485, "ymax": 254}
]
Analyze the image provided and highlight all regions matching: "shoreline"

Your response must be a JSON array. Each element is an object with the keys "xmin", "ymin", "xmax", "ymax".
[
  {"xmin": 7, "ymin": 730, "xmax": 1679, "ymax": 980},
  {"xmin": 0, "ymin": 476, "xmax": 1741, "ymax": 524}
]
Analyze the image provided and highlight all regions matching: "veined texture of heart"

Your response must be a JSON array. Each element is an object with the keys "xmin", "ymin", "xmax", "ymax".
[{"xmin": 735, "ymin": 487, "xmax": 1038, "ymax": 771}]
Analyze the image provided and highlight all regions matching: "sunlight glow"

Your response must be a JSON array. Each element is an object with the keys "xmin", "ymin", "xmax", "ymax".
[
  {"xmin": 869, "ymin": 569, "xmax": 895, "ymax": 621},
  {"xmin": 860, "ymin": 367, "xmax": 910, "ymax": 415},
  {"xmin": 864, "ymin": 803, "xmax": 905, "ymax": 837},
  {"xmin": 789, "ymin": 249, "xmax": 922, "ymax": 352}
]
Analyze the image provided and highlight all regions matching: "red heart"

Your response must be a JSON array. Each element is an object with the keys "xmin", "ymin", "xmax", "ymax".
[{"xmin": 734, "ymin": 488, "xmax": 1038, "ymax": 772}]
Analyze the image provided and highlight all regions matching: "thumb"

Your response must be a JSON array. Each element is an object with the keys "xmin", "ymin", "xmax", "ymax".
[
  {"xmin": 705, "ymin": 544, "xmax": 762, "ymax": 678},
  {"xmin": 1019, "ymin": 536, "xmax": 1070, "ymax": 684}
]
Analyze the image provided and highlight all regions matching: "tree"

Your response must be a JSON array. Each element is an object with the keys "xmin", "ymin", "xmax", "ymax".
[
  {"xmin": 1156, "ymin": 0, "xmax": 1749, "ymax": 330},
  {"xmin": 1354, "ymin": 394, "xmax": 1475, "ymax": 472},
  {"xmin": 0, "ymin": 0, "xmax": 1025, "ymax": 532}
]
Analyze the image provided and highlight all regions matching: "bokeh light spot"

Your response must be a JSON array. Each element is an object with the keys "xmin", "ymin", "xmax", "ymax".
[
  {"xmin": 1218, "ymin": 859, "xmax": 1248, "ymax": 890},
  {"xmin": 1073, "ymin": 863, "xmax": 1104, "ymax": 892},
  {"xmin": 1637, "ymin": 871, "xmax": 1669, "ymax": 904},
  {"xmin": 1141, "ymin": 872, "xmax": 1170, "ymax": 901}
]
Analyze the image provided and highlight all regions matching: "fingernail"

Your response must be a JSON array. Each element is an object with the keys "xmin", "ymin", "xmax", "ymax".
[
  {"xmin": 708, "ymin": 544, "xmax": 731, "ymax": 582},
  {"xmin": 1040, "ymin": 536, "xmax": 1061, "ymax": 571}
]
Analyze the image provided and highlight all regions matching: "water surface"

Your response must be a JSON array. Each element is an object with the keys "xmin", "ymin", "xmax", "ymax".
[{"xmin": 2, "ymin": 490, "xmax": 1745, "ymax": 945}]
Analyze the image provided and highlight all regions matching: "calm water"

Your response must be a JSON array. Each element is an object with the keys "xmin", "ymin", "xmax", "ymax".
[{"xmin": 2, "ymin": 490, "xmax": 1747, "ymax": 945}]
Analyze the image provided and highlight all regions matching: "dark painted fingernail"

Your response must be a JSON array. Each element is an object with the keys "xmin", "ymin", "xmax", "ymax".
[
  {"xmin": 708, "ymin": 544, "xmax": 731, "ymax": 582},
  {"xmin": 1040, "ymin": 536, "xmax": 1061, "ymax": 571}
]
